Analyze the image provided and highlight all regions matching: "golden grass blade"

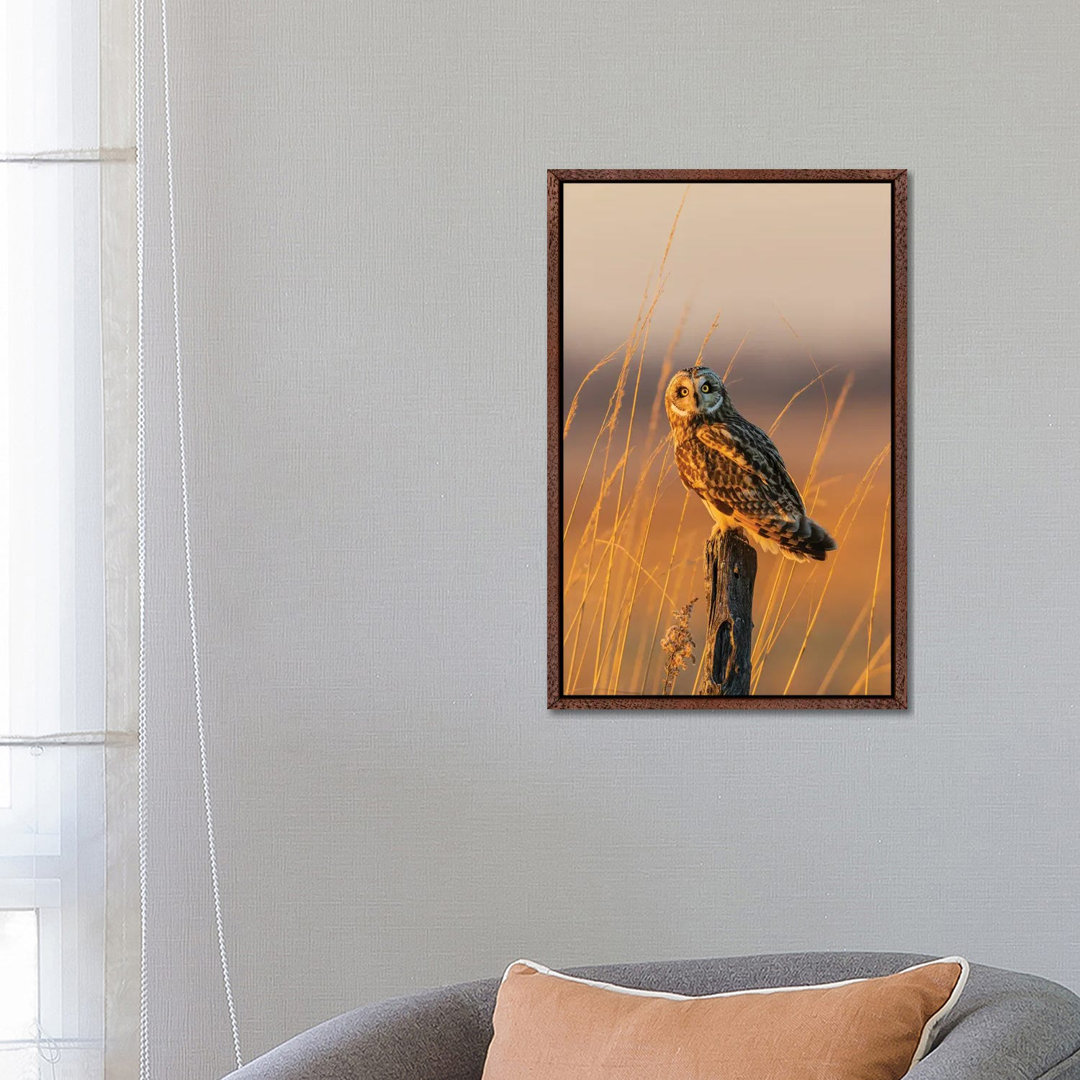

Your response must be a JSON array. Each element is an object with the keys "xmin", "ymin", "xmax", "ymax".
[
  {"xmin": 566, "ymin": 322, "xmax": 667, "ymax": 692},
  {"xmin": 563, "ymin": 338, "xmax": 630, "ymax": 438},
  {"xmin": 803, "ymin": 372, "xmax": 853, "ymax": 511},
  {"xmin": 751, "ymin": 557, "xmax": 798, "ymax": 677},
  {"xmin": 584, "ymin": 528, "xmax": 687, "ymax": 693},
  {"xmin": 780, "ymin": 443, "xmax": 890, "ymax": 695},
  {"xmin": 645, "ymin": 302, "xmax": 691, "ymax": 444},
  {"xmin": 748, "ymin": 554, "xmax": 788, "ymax": 667},
  {"xmin": 749, "ymin": 366, "xmax": 849, "ymax": 692},
  {"xmin": 590, "ymin": 538, "xmax": 679, "ymax": 607},
  {"xmin": 864, "ymin": 491, "xmax": 891, "ymax": 694},
  {"xmin": 578, "ymin": 327, "xmax": 643, "ymax": 691},
  {"xmin": 691, "ymin": 615, "xmax": 709, "ymax": 693},
  {"xmin": 658, "ymin": 185, "xmax": 691, "ymax": 278},
  {"xmin": 562, "ymin": 263, "xmax": 656, "ymax": 549},
  {"xmin": 563, "ymin": 370, "xmax": 631, "ymax": 543},
  {"xmin": 590, "ymin": 193, "xmax": 688, "ymax": 690},
  {"xmin": 563, "ymin": 451, "xmax": 628, "ymax": 597},
  {"xmin": 571, "ymin": 188, "xmax": 691, "ymax": 692},
  {"xmin": 594, "ymin": 322, "xmax": 655, "ymax": 689},
  {"xmin": 609, "ymin": 436, "xmax": 672, "ymax": 539},
  {"xmin": 750, "ymin": 565, "xmax": 821, "ymax": 690},
  {"xmin": 831, "ymin": 442, "xmax": 892, "ymax": 536},
  {"xmin": 770, "ymin": 308, "xmax": 837, "ymax": 510},
  {"xmin": 815, "ymin": 597, "xmax": 872, "ymax": 694},
  {"xmin": 721, "ymin": 328, "xmax": 752, "ymax": 384},
  {"xmin": 564, "ymin": 451, "xmax": 628, "ymax": 687},
  {"xmin": 757, "ymin": 439, "xmax": 887, "ymax": 692},
  {"xmin": 766, "ymin": 366, "xmax": 839, "ymax": 439},
  {"xmin": 610, "ymin": 446, "xmax": 675, "ymax": 690},
  {"xmin": 640, "ymin": 489, "xmax": 691, "ymax": 692},
  {"xmin": 594, "ymin": 445, "xmax": 675, "ymax": 687},
  {"xmin": 692, "ymin": 310, "xmax": 723, "ymax": 369},
  {"xmin": 849, "ymin": 636, "xmax": 891, "ymax": 695}
]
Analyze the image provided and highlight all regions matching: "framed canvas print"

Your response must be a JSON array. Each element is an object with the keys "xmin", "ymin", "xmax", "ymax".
[{"xmin": 548, "ymin": 169, "xmax": 907, "ymax": 709}]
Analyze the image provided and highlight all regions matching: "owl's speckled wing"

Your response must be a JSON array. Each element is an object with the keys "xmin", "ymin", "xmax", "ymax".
[
  {"xmin": 694, "ymin": 415, "xmax": 807, "ymax": 520},
  {"xmin": 673, "ymin": 413, "xmax": 835, "ymax": 560}
]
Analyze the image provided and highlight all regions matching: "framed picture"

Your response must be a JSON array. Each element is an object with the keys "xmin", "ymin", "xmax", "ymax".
[{"xmin": 548, "ymin": 169, "xmax": 907, "ymax": 709}]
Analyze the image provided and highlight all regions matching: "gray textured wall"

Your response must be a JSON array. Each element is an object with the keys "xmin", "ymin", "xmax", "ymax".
[{"xmin": 138, "ymin": 2, "xmax": 1080, "ymax": 1076}]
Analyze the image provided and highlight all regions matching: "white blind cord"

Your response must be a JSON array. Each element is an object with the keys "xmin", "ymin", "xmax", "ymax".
[
  {"xmin": 134, "ymin": 0, "xmax": 151, "ymax": 1074},
  {"xmin": 134, "ymin": 0, "xmax": 244, "ymax": 1070},
  {"xmin": 158, "ymin": 0, "xmax": 244, "ymax": 1065}
]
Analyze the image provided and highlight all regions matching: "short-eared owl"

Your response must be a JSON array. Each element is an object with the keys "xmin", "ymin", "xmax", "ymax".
[{"xmin": 665, "ymin": 366, "xmax": 836, "ymax": 562}]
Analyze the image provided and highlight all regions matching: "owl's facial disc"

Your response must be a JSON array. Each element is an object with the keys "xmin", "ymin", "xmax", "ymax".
[
  {"xmin": 665, "ymin": 373, "xmax": 696, "ymax": 416},
  {"xmin": 665, "ymin": 367, "xmax": 725, "ymax": 420},
  {"xmin": 694, "ymin": 368, "xmax": 725, "ymax": 413}
]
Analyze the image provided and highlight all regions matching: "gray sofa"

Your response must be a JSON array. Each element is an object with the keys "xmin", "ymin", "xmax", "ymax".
[{"xmin": 224, "ymin": 952, "xmax": 1080, "ymax": 1079}]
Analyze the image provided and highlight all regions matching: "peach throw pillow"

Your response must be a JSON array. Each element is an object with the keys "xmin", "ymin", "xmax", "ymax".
[{"xmin": 481, "ymin": 957, "xmax": 968, "ymax": 1080}]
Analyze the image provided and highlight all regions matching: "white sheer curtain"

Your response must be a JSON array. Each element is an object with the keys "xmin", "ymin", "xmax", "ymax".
[{"xmin": 1, "ymin": 2, "xmax": 137, "ymax": 1078}]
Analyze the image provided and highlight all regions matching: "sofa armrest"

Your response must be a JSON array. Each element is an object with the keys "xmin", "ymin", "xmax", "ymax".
[
  {"xmin": 221, "ymin": 979, "xmax": 496, "ymax": 1080},
  {"xmin": 909, "ymin": 966, "xmax": 1080, "ymax": 1080}
]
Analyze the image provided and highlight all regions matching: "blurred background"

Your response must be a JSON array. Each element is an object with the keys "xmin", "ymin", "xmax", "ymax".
[{"xmin": 560, "ymin": 181, "xmax": 895, "ymax": 696}]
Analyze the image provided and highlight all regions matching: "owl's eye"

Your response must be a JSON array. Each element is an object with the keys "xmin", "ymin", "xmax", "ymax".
[
  {"xmin": 700, "ymin": 383, "xmax": 712, "ymax": 394},
  {"xmin": 676, "ymin": 386, "xmax": 689, "ymax": 397}
]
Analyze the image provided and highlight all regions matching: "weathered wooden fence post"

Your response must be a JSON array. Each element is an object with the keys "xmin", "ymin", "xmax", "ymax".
[{"xmin": 700, "ymin": 528, "xmax": 757, "ymax": 695}]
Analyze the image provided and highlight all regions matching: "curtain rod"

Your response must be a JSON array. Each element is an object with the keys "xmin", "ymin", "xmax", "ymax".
[
  {"xmin": 0, "ymin": 731, "xmax": 137, "ymax": 747},
  {"xmin": 0, "ymin": 147, "xmax": 135, "ymax": 164}
]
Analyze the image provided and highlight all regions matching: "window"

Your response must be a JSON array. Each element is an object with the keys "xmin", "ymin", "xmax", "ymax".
[
  {"xmin": 1, "ymin": 3, "xmax": 114, "ymax": 1077},
  {"xmin": 0, "ymin": 910, "xmax": 39, "ymax": 1077}
]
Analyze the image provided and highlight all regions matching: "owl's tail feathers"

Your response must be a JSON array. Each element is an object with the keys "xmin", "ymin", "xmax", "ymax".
[{"xmin": 774, "ymin": 514, "xmax": 837, "ymax": 562}]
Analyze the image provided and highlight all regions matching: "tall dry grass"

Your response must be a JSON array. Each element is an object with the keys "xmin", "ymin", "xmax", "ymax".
[{"xmin": 561, "ymin": 193, "xmax": 893, "ymax": 697}]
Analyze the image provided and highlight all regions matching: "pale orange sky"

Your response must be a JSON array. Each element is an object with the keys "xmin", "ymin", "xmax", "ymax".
[{"xmin": 563, "ymin": 182, "xmax": 892, "ymax": 375}]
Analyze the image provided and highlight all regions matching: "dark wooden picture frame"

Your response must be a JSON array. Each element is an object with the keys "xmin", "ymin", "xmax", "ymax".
[{"xmin": 548, "ymin": 169, "xmax": 907, "ymax": 710}]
